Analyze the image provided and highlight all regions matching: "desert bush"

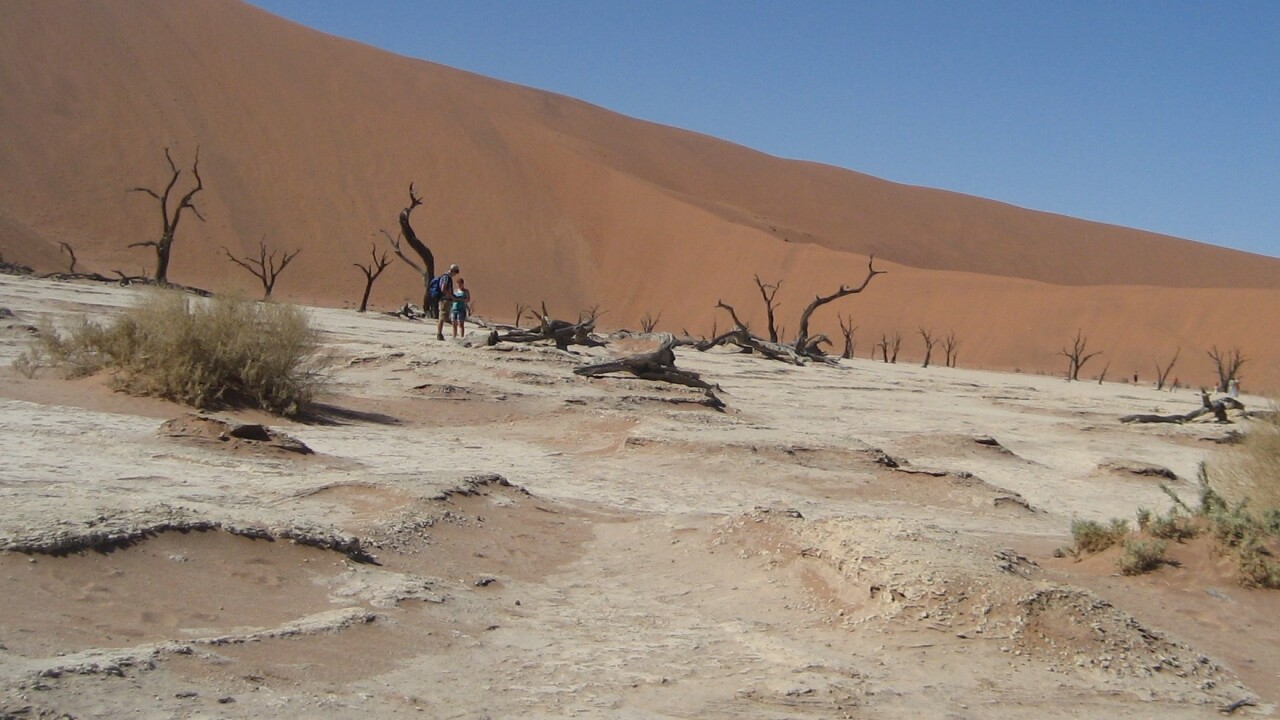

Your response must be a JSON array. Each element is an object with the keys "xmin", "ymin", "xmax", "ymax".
[
  {"xmin": 1146, "ymin": 509, "xmax": 1199, "ymax": 542},
  {"xmin": 37, "ymin": 290, "xmax": 326, "ymax": 416},
  {"xmin": 1199, "ymin": 419, "xmax": 1280, "ymax": 588},
  {"xmin": 11, "ymin": 346, "xmax": 44, "ymax": 378},
  {"xmin": 1206, "ymin": 412, "xmax": 1280, "ymax": 515},
  {"xmin": 1236, "ymin": 537, "xmax": 1280, "ymax": 589},
  {"xmin": 1071, "ymin": 518, "xmax": 1129, "ymax": 554},
  {"xmin": 1118, "ymin": 538, "xmax": 1167, "ymax": 575}
]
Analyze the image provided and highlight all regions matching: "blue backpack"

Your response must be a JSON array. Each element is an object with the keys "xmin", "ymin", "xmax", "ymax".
[{"xmin": 428, "ymin": 272, "xmax": 450, "ymax": 301}]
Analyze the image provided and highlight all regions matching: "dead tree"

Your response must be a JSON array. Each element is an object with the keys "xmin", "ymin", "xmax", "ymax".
[
  {"xmin": 1059, "ymin": 329, "xmax": 1102, "ymax": 381},
  {"xmin": 574, "ymin": 337, "xmax": 724, "ymax": 409},
  {"xmin": 918, "ymin": 327, "xmax": 936, "ymax": 368},
  {"xmin": 579, "ymin": 304, "xmax": 605, "ymax": 325},
  {"xmin": 838, "ymin": 315, "xmax": 857, "ymax": 359},
  {"xmin": 1207, "ymin": 345, "xmax": 1247, "ymax": 393},
  {"xmin": 383, "ymin": 183, "xmax": 438, "ymax": 317},
  {"xmin": 1121, "ymin": 391, "xmax": 1245, "ymax": 424},
  {"xmin": 753, "ymin": 275, "xmax": 782, "ymax": 343},
  {"xmin": 1096, "ymin": 361, "xmax": 1111, "ymax": 385},
  {"xmin": 793, "ymin": 256, "xmax": 885, "ymax": 356},
  {"xmin": 514, "ymin": 302, "xmax": 530, "ymax": 327},
  {"xmin": 223, "ymin": 237, "xmax": 301, "ymax": 300},
  {"xmin": 128, "ymin": 146, "xmax": 204, "ymax": 286},
  {"xmin": 875, "ymin": 335, "xmax": 890, "ymax": 363},
  {"xmin": 639, "ymin": 311, "xmax": 662, "ymax": 333},
  {"xmin": 1154, "ymin": 348, "xmax": 1179, "ymax": 390},
  {"xmin": 943, "ymin": 331, "xmax": 960, "ymax": 368},
  {"xmin": 798, "ymin": 334, "xmax": 832, "ymax": 357},
  {"xmin": 58, "ymin": 242, "xmax": 78, "ymax": 274},
  {"xmin": 888, "ymin": 331, "xmax": 902, "ymax": 363},
  {"xmin": 697, "ymin": 301, "xmax": 807, "ymax": 365},
  {"xmin": 353, "ymin": 243, "xmax": 392, "ymax": 313},
  {"xmin": 487, "ymin": 302, "xmax": 606, "ymax": 351}
]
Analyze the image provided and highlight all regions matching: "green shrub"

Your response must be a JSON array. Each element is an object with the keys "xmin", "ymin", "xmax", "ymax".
[
  {"xmin": 38, "ymin": 291, "xmax": 326, "ymax": 416},
  {"xmin": 1118, "ymin": 538, "xmax": 1167, "ymax": 575},
  {"xmin": 1237, "ymin": 537, "xmax": 1280, "ymax": 589},
  {"xmin": 1146, "ymin": 510, "xmax": 1199, "ymax": 542},
  {"xmin": 1071, "ymin": 518, "xmax": 1129, "ymax": 554},
  {"xmin": 1135, "ymin": 507, "xmax": 1153, "ymax": 531}
]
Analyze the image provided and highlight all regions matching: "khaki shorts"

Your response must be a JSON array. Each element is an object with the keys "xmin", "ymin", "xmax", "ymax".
[{"xmin": 438, "ymin": 298, "xmax": 451, "ymax": 316}]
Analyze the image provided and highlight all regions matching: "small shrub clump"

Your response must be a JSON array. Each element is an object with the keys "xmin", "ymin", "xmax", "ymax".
[
  {"xmin": 37, "ymin": 290, "xmax": 326, "ymax": 416},
  {"xmin": 1118, "ymin": 537, "xmax": 1167, "ymax": 575},
  {"xmin": 1070, "ymin": 518, "xmax": 1129, "ymax": 554},
  {"xmin": 11, "ymin": 346, "xmax": 44, "ymax": 378}
]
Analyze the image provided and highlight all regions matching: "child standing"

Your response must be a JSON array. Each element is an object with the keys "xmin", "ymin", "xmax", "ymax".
[{"xmin": 450, "ymin": 279, "xmax": 471, "ymax": 337}]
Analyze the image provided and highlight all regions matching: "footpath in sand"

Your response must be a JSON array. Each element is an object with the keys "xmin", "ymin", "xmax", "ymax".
[{"xmin": 0, "ymin": 274, "xmax": 1276, "ymax": 719}]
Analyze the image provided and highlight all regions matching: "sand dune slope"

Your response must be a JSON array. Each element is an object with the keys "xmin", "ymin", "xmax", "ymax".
[{"xmin": 0, "ymin": 0, "xmax": 1277, "ymax": 387}]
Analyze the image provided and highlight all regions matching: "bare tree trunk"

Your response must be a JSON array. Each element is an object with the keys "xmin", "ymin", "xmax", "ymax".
[
  {"xmin": 793, "ymin": 256, "xmax": 885, "ymax": 356},
  {"xmin": 1153, "ymin": 348, "xmax": 1179, "ymax": 390},
  {"xmin": 753, "ymin": 275, "xmax": 782, "ymax": 343},
  {"xmin": 383, "ymin": 184, "xmax": 438, "ymax": 317},
  {"xmin": 1207, "ymin": 345, "xmax": 1247, "ymax": 393},
  {"xmin": 918, "ymin": 327, "xmax": 936, "ymax": 368},
  {"xmin": 354, "ymin": 243, "xmax": 392, "ymax": 313},
  {"xmin": 639, "ymin": 311, "xmax": 662, "ymax": 333},
  {"xmin": 838, "ymin": 315, "xmax": 857, "ymax": 360},
  {"xmin": 128, "ymin": 146, "xmax": 205, "ymax": 286},
  {"xmin": 223, "ymin": 237, "xmax": 301, "ymax": 300},
  {"xmin": 1059, "ymin": 329, "xmax": 1102, "ymax": 381},
  {"xmin": 943, "ymin": 331, "xmax": 959, "ymax": 368}
]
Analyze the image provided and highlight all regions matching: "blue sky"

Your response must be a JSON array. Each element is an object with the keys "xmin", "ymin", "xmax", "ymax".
[{"xmin": 251, "ymin": 1, "xmax": 1280, "ymax": 259}]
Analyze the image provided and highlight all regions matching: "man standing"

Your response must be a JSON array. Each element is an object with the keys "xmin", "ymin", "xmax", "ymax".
[{"xmin": 435, "ymin": 264, "xmax": 460, "ymax": 340}]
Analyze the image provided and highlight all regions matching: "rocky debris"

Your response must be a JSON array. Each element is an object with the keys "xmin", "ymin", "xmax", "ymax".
[
  {"xmin": 0, "ymin": 504, "xmax": 375, "ymax": 563},
  {"xmin": 197, "ymin": 607, "xmax": 375, "ymax": 645},
  {"xmin": 1099, "ymin": 460, "xmax": 1178, "ymax": 480},
  {"xmin": 7, "ymin": 609, "xmax": 377, "ymax": 684},
  {"xmin": 159, "ymin": 413, "xmax": 313, "ymax": 454},
  {"xmin": 863, "ymin": 447, "xmax": 905, "ymax": 469},
  {"xmin": 720, "ymin": 510, "xmax": 1252, "ymax": 706},
  {"xmin": 972, "ymin": 435, "xmax": 1017, "ymax": 455},
  {"xmin": 428, "ymin": 473, "xmax": 524, "ymax": 501},
  {"xmin": 1010, "ymin": 588, "xmax": 1252, "ymax": 703}
]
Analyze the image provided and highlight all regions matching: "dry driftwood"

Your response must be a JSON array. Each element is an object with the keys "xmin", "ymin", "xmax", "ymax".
[
  {"xmin": 574, "ymin": 338, "xmax": 724, "ymax": 409},
  {"xmin": 695, "ymin": 301, "xmax": 808, "ymax": 365},
  {"xmin": 1120, "ymin": 392, "xmax": 1245, "ymax": 424},
  {"xmin": 487, "ymin": 304, "xmax": 606, "ymax": 351}
]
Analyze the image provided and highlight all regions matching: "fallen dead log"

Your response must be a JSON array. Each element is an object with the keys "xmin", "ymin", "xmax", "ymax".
[
  {"xmin": 1121, "ymin": 392, "xmax": 1245, "ymax": 424},
  {"xmin": 694, "ymin": 302, "xmax": 808, "ymax": 365},
  {"xmin": 486, "ymin": 302, "xmax": 607, "ymax": 351},
  {"xmin": 489, "ymin": 317, "xmax": 605, "ymax": 351},
  {"xmin": 573, "ymin": 339, "xmax": 725, "ymax": 410}
]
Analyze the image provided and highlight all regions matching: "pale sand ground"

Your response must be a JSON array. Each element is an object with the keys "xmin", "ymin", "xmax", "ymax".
[{"xmin": 1, "ymin": 274, "xmax": 1277, "ymax": 719}]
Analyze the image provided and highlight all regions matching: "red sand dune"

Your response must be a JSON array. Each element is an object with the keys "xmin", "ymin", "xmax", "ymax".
[{"xmin": 1, "ymin": 0, "xmax": 1278, "ymax": 389}]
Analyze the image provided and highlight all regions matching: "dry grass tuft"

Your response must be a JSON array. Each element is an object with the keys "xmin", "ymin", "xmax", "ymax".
[
  {"xmin": 36, "ymin": 290, "xmax": 327, "ymax": 416},
  {"xmin": 1070, "ymin": 518, "xmax": 1129, "ymax": 555},
  {"xmin": 1207, "ymin": 411, "xmax": 1280, "ymax": 515}
]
